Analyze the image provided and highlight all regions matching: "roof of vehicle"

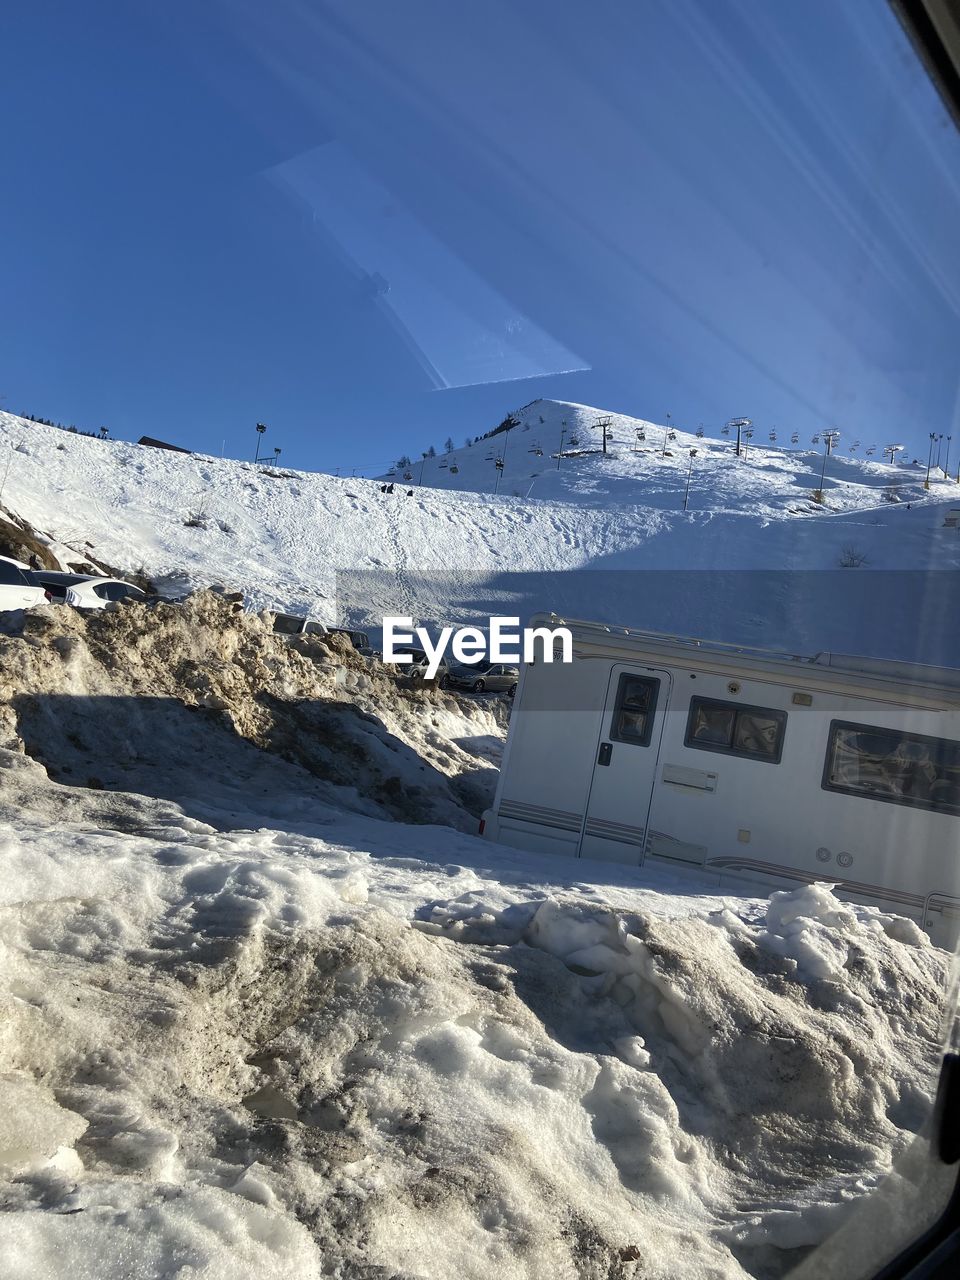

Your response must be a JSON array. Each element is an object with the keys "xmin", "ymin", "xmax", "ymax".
[
  {"xmin": 0, "ymin": 554, "xmax": 31, "ymax": 570},
  {"xmin": 534, "ymin": 614, "xmax": 960, "ymax": 704},
  {"xmin": 32, "ymin": 572, "xmax": 97, "ymax": 586},
  {"xmin": 32, "ymin": 572, "xmax": 143, "ymax": 590}
]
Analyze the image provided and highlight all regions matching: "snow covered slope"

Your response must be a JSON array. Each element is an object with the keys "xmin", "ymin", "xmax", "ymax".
[{"xmin": 2, "ymin": 405, "xmax": 959, "ymax": 662}]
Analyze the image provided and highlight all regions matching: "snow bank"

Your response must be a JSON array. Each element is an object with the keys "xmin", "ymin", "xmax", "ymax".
[
  {"xmin": 0, "ymin": 801, "xmax": 945, "ymax": 1280},
  {"xmin": 0, "ymin": 591, "xmax": 504, "ymax": 832}
]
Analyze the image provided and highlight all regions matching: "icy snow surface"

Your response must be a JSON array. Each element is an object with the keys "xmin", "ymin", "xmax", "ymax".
[{"xmin": 0, "ymin": 406, "xmax": 954, "ymax": 1277}]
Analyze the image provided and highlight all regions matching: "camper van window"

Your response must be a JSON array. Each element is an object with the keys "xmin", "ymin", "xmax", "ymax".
[
  {"xmin": 685, "ymin": 697, "xmax": 786, "ymax": 763},
  {"xmin": 823, "ymin": 722, "xmax": 960, "ymax": 816},
  {"xmin": 610, "ymin": 674, "xmax": 660, "ymax": 746}
]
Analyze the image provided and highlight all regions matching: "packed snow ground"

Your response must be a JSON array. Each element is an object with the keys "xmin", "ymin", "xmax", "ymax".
[{"xmin": 0, "ymin": 597, "xmax": 950, "ymax": 1278}]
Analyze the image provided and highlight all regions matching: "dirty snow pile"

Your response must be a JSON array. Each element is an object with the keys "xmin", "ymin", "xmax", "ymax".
[
  {"xmin": 0, "ymin": 597, "xmax": 948, "ymax": 1278},
  {"xmin": 0, "ymin": 592, "xmax": 505, "ymax": 834},
  {"xmin": 0, "ymin": 807, "xmax": 946, "ymax": 1280}
]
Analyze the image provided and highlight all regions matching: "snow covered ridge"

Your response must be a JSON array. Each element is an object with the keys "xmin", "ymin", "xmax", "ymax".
[{"xmin": 2, "ymin": 407, "xmax": 959, "ymax": 643}]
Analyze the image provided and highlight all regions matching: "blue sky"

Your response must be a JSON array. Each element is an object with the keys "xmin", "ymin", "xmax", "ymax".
[{"xmin": 3, "ymin": 0, "xmax": 959, "ymax": 474}]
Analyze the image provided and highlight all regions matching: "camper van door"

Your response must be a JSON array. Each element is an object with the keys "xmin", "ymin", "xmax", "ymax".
[{"xmin": 579, "ymin": 664, "xmax": 673, "ymax": 863}]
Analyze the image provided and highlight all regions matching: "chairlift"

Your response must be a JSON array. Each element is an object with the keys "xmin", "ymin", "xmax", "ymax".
[
  {"xmin": 790, "ymin": 432, "xmax": 799, "ymax": 445},
  {"xmin": 438, "ymin": 459, "xmax": 449, "ymax": 468},
  {"xmin": 769, "ymin": 430, "xmax": 777, "ymax": 442},
  {"xmin": 866, "ymin": 446, "xmax": 876, "ymax": 456},
  {"xmin": 721, "ymin": 423, "xmax": 730, "ymax": 436},
  {"xmin": 449, "ymin": 464, "xmax": 459, "ymax": 474},
  {"xmin": 495, "ymin": 458, "xmax": 504, "ymax": 471},
  {"xmin": 668, "ymin": 430, "xmax": 677, "ymax": 441},
  {"xmin": 485, "ymin": 452, "xmax": 495, "ymax": 461},
  {"xmin": 403, "ymin": 471, "xmax": 413, "ymax": 481},
  {"xmin": 696, "ymin": 427, "xmax": 704, "ymax": 439},
  {"xmin": 812, "ymin": 434, "xmax": 821, "ymax": 445}
]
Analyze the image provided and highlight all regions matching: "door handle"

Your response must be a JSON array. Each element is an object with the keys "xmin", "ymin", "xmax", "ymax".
[{"xmin": 598, "ymin": 742, "xmax": 613, "ymax": 766}]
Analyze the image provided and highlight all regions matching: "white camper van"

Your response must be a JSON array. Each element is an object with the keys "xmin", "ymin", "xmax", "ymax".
[{"xmin": 482, "ymin": 616, "xmax": 960, "ymax": 947}]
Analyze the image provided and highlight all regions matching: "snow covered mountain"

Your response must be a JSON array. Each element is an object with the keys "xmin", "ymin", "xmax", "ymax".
[
  {"xmin": 2, "ymin": 402, "xmax": 958, "ymax": 663},
  {"xmin": 379, "ymin": 398, "xmax": 932, "ymax": 513}
]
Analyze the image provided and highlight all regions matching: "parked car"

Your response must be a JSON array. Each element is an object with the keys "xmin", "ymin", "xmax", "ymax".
[
  {"xmin": 447, "ymin": 662, "xmax": 520, "ymax": 695},
  {"xmin": 30, "ymin": 571, "xmax": 146, "ymax": 609},
  {"xmin": 0, "ymin": 555, "xmax": 50, "ymax": 611},
  {"xmin": 271, "ymin": 612, "xmax": 327, "ymax": 636},
  {"xmin": 393, "ymin": 648, "xmax": 449, "ymax": 687}
]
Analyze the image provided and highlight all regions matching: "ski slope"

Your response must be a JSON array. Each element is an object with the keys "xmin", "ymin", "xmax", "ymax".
[
  {"xmin": 2, "ymin": 403, "xmax": 959, "ymax": 663},
  {"xmin": 379, "ymin": 399, "xmax": 932, "ymax": 512}
]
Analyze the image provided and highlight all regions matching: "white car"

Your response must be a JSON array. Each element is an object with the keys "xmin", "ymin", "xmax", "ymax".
[
  {"xmin": 0, "ymin": 555, "xmax": 50, "ymax": 611},
  {"xmin": 31, "ymin": 571, "xmax": 146, "ymax": 609}
]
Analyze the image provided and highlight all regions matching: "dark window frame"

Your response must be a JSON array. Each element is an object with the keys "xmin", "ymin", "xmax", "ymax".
[
  {"xmin": 0, "ymin": 561, "xmax": 30, "ymax": 586},
  {"xmin": 821, "ymin": 718, "xmax": 960, "ymax": 817},
  {"xmin": 609, "ymin": 673, "xmax": 660, "ymax": 747},
  {"xmin": 684, "ymin": 696, "xmax": 787, "ymax": 764}
]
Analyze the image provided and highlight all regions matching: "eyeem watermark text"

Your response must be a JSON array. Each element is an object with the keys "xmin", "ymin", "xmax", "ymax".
[{"xmin": 383, "ymin": 617, "xmax": 572, "ymax": 679}]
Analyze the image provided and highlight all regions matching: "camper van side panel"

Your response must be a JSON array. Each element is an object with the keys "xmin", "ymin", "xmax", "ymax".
[
  {"xmin": 486, "ymin": 654, "xmax": 608, "ymax": 857},
  {"xmin": 645, "ymin": 669, "xmax": 960, "ymax": 942}
]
